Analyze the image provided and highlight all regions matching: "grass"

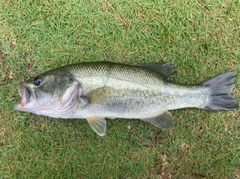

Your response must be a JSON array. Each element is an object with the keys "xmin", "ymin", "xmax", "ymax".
[{"xmin": 0, "ymin": 0, "xmax": 239, "ymax": 178}]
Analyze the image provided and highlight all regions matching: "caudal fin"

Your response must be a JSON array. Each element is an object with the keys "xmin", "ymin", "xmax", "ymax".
[{"xmin": 202, "ymin": 71, "xmax": 238, "ymax": 110}]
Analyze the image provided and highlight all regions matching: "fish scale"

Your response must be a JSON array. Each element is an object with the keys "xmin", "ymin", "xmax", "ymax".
[
  {"xmin": 66, "ymin": 63, "xmax": 208, "ymax": 115},
  {"xmin": 67, "ymin": 62, "xmax": 165, "ymax": 93}
]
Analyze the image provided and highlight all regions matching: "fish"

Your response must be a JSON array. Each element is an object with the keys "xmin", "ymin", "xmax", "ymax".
[{"xmin": 15, "ymin": 62, "xmax": 238, "ymax": 136}]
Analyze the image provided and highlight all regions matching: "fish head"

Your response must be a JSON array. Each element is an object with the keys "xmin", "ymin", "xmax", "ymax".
[{"xmin": 15, "ymin": 69, "xmax": 81, "ymax": 118}]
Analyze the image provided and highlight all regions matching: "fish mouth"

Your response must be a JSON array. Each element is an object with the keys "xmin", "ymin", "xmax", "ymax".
[{"xmin": 15, "ymin": 82, "xmax": 36, "ymax": 110}]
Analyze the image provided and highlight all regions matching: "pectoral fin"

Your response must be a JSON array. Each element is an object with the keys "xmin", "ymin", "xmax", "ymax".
[
  {"xmin": 141, "ymin": 111, "xmax": 174, "ymax": 129},
  {"xmin": 87, "ymin": 87, "xmax": 115, "ymax": 105},
  {"xmin": 87, "ymin": 117, "xmax": 106, "ymax": 136}
]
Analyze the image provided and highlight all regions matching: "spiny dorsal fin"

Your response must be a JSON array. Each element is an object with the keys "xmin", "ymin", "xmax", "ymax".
[
  {"xmin": 139, "ymin": 62, "xmax": 176, "ymax": 79},
  {"xmin": 140, "ymin": 110, "xmax": 174, "ymax": 129},
  {"xmin": 87, "ymin": 117, "xmax": 106, "ymax": 136}
]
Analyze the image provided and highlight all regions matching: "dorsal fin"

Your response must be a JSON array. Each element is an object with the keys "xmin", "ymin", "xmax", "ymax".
[{"xmin": 139, "ymin": 62, "xmax": 176, "ymax": 79}]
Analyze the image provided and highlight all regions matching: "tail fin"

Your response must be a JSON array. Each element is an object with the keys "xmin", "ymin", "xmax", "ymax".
[{"xmin": 202, "ymin": 71, "xmax": 238, "ymax": 110}]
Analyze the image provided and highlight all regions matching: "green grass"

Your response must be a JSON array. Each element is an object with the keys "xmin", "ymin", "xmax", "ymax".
[{"xmin": 1, "ymin": 0, "xmax": 239, "ymax": 178}]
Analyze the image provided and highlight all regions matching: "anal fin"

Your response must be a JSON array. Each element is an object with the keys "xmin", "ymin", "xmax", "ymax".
[
  {"xmin": 87, "ymin": 117, "xmax": 106, "ymax": 136},
  {"xmin": 140, "ymin": 111, "xmax": 174, "ymax": 129}
]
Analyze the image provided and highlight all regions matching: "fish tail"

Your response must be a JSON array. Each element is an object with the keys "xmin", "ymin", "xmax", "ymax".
[{"xmin": 202, "ymin": 71, "xmax": 238, "ymax": 110}]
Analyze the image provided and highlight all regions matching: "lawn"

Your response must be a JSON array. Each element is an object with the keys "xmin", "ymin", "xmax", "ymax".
[{"xmin": 0, "ymin": 0, "xmax": 239, "ymax": 178}]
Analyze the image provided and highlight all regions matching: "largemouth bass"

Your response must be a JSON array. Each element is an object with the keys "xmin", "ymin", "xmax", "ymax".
[{"xmin": 15, "ymin": 62, "xmax": 238, "ymax": 136}]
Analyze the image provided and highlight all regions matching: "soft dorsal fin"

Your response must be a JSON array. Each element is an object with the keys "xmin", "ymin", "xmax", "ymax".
[
  {"xmin": 139, "ymin": 62, "xmax": 176, "ymax": 79},
  {"xmin": 140, "ymin": 110, "xmax": 174, "ymax": 129},
  {"xmin": 87, "ymin": 117, "xmax": 106, "ymax": 136}
]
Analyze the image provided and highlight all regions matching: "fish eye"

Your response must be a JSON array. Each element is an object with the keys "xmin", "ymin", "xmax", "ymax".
[
  {"xmin": 67, "ymin": 77, "xmax": 74, "ymax": 82},
  {"xmin": 34, "ymin": 77, "xmax": 42, "ymax": 86}
]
